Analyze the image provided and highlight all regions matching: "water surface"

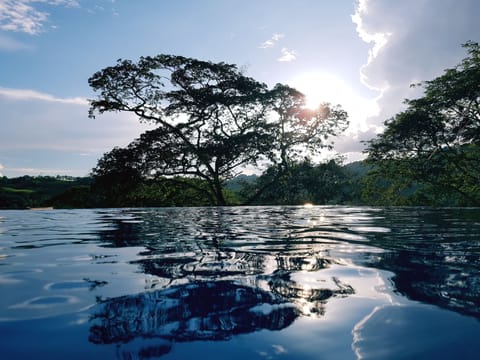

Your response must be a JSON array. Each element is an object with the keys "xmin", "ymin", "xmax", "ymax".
[{"xmin": 0, "ymin": 206, "xmax": 479, "ymax": 359}]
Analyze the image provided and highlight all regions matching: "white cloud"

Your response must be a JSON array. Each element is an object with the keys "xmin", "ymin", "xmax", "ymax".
[
  {"xmin": 0, "ymin": 86, "xmax": 154, "ymax": 176},
  {"xmin": 277, "ymin": 47, "xmax": 297, "ymax": 62},
  {"xmin": 259, "ymin": 33, "xmax": 284, "ymax": 48},
  {"xmin": 352, "ymin": 0, "xmax": 480, "ymax": 133},
  {"xmin": 259, "ymin": 33, "xmax": 298, "ymax": 63},
  {"xmin": 0, "ymin": 162, "xmax": 4, "ymax": 177},
  {"xmin": 259, "ymin": 39, "xmax": 275, "ymax": 49},
  {"xmin": 351, "ymin": 0, "xmax": 390, "ymax": 91},
  {"xmin": 271, "ymin": 33, "xmax": 284, "ymax": 41},
  {"xmin": 0, "ymin": 0, "xmax": 79, "ymax": 35},
  {"xmin": 0, "ymin": 87, "xmax": 88, "ymax": 105},
  {"xmin": 0, "ymin": 96, "xmax": 150, "ymax": 152},
  {"xmin": 3, "ymin": 166, "xmax": 82, "ymax": 177}
]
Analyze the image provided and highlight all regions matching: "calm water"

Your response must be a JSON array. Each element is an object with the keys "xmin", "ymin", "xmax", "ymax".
[{"xmin": 0, "ymin": 206, "xmax": 479, "ymax": 359}]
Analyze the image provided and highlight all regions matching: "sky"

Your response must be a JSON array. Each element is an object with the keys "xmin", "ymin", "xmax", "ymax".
[{"xmin": 1, "ymin": 0, "xmax": 479, "ymax": 178}]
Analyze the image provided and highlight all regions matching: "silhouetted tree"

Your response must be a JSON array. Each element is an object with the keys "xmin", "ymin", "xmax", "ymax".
[
  {"xmin": 244, "ymin": 159, "xmax": 350, "ymax": 205},
  {"xmin": 365, "ymin": 42, "xmax": 480, "ymax": 205},
  {"xmin": 89, "ymin": 55, "xmax": 348, "ymax": 205}
]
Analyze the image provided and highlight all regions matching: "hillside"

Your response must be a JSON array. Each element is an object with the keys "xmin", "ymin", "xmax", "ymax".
[{"xmin": 0, "ymin": 176, "xmax": 91, "ymax": 209}]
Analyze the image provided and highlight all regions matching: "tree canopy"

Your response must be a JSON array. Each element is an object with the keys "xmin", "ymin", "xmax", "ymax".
[
  {"xmin": 365, "ymin": 41, "xmax": 480, "ymax": 205},
  {"xmin": 89, "ymin": 55, "xmax": 348, "ymax": 205}
]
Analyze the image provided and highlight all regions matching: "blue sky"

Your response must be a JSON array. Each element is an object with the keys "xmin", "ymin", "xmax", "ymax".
[{"xmin": 1, "ymin": 0, "xmax": 479, "ymax": 177}]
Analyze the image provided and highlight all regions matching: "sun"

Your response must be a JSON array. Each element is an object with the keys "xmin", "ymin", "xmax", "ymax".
[
  {"xmin": 288, "ymin": 71, "xmax": 380, "ymax": 137},
  {"xmin": 290, "ymin": 72, "xmax": 348, "ymax": 109}
]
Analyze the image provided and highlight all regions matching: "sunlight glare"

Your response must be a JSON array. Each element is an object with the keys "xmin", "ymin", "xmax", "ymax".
[
  {"xmin": 290, "ymin": 71, "xmax": 379, "ymax": 136},
  {"xmin": 291, "ymin": 72, "xmax": 347, "ymax": 109}
]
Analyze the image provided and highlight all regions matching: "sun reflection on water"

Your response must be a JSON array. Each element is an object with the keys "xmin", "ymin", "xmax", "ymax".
[{"xmin": 1, "ymin": 206, "xmax": 479, "ymax": 359}]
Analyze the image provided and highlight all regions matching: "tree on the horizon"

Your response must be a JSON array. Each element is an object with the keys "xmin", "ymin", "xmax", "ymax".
[
  {"xmin": 365, "ymin": 41, "xmax": 480, "ymax": 205},
  {"xmin": 88, "ymin": 55, "xmax": 348, "ymax": 205},
  {"xmin": 240, "ymin": 158, "xmax": 351, "ymax": 205}
]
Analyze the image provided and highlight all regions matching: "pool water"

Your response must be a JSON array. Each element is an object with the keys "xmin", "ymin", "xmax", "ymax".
[{"xmin": 0, "ymin": 206, "xmax": 479, "ymax": 359}]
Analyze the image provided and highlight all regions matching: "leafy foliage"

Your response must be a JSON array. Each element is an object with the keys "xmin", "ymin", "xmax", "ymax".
[
  {"xmin": 267, "ymin": 84, "xmax": 348, "ymax": 169},
  {"xmin": 0, "ymin": 176, "xmax": 92, "ymax": 209},
  {"xmin": 365, "ymin": 42, "xmax": 480, "ymax": 205},
  {"xmin": 238, "ymin": 159, "xmax": 353, "ymax": 205},
  {"xmin": 89, "ymin": 55, "xmax": 348, "ymax": 205}
]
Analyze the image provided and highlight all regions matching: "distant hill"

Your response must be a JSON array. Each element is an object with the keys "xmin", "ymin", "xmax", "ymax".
[
  {"xmin": 0, "ymin": 176, "xmax": 91, "ymax": 209},
  {"xmin": 225, "ymin": 174, "xmax": 258, "ymax": 191},
  {"xmin": 0, "ymin": 162, "xmax": 371, "ymax": 209},
  {"xmin": 343, "ymin": 161, "xmax": 370, "ymax": 178}
]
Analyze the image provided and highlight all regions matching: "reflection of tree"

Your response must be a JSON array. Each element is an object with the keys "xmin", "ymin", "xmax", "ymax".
[
  {"xmin": 370, "ymin": 248, "xmax": 480, "ymax": 318},
  {"xmin": 136, "ymin": 251, "xmax": 266, "ymax": 281},
  {"xmin": 89, "ymin": 252, "xmax": 354, "ymax": 357},
  {"xmin": 362, "ymin": 208, "xmax": 480, "ymax": 319},
  {"xmin": 90, "ymin": 208, "xmax": 357, "ymax": 358},
  {"xmin": 90, "ymin": 281, "xmax": 299, "ymax": 357},
  {"xmin": 89, "ymin": 272, "xmax": 353, "ymax": 358},
  {"xmin": 268, "ymin": 271, "xmax": 354, "ymax": 316},
  {"xmin": 89, "ymin": 206, "xmax": 480, "ymax": 359}
]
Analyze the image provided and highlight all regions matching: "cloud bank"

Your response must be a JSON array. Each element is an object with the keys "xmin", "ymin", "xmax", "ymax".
[{"xmin": 353, "ymin": 0, "xmax": 480, "ymax": 131}]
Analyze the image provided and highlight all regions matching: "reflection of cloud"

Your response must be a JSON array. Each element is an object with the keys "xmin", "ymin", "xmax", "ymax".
[
  {"xmin": 272, "ymin": 344, "xmax": 287, "ymax": 354},
  {"xmin": 278, "ymin": 47, "xmax": 297, "ymax": 62},
  {"xmin": 0, "ymin": 0, "xmax": 79, "ymax": 34},
  {"xmin": 352, "ymin": 304, "xmax": 480, "ymax": 359}
]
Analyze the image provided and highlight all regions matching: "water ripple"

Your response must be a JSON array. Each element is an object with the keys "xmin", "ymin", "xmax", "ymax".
[{"xmin": 1, "ymin": 206, "xmax": 479, "ymax": 321}]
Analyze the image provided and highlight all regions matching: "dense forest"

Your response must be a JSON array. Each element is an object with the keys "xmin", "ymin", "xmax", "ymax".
[
  {"xmin": 0, "ymin": 161, "xmax": 363, "ymax": 209},
  {"xmin": 0, "ymin": 176, "xmax": 92, "ymax": 209},
  {"xmin": 1, "ymin": 42, "xmax": 478, "ymax": 209},
  {"xmin": 0, "ymin": 157, "xmax": 474, "ymax": 209}
]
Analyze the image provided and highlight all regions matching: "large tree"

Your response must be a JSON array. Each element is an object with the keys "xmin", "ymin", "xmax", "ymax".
[
  {"xmin": 365, "ymin": 42, "xmax": 480, "ymax": 205},
  {"xmin": 89, "ymin": 55, "xmax": 348, "ymax": 205}
]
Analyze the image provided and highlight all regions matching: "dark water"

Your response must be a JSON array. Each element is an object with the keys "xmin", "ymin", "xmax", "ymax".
[{"xmin": 0, "ymin": 206, "xmax": 479, "ymax": 359}]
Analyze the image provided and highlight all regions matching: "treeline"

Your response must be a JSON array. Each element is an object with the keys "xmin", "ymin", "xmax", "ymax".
[
  {"xmin": 2, "ymin": 157, "xmax": 474, "ymax": 209},
  {"xmin": 88, "ymin": 159, "xmax": 366, "ymax": 208},
  {"xmin": 0, "ymin": 176, "xmax": 92, "ymax": 209},
  {"xmin": 363, "ymin": 41, "xmax": 480, "ymax": 206},
  {"xmin": 0, "ymin": 162, "xmax": 359, "ymax": 209},
  {"xmin": 2, "ymin": 42, "xmax": 478, "ymax": 209}
]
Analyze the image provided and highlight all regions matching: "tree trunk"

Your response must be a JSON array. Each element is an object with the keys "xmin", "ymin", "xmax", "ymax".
[{"xmin": 213, "ymin": 175, "xmax": 226, "ymax": 206}]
